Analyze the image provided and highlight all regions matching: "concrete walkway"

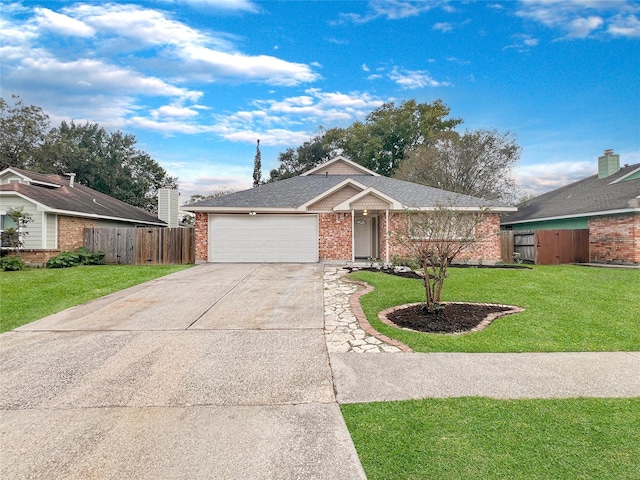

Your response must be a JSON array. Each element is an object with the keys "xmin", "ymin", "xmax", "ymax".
[{"xmin": 0, "ymin": 264, "xmax": 366, "ymax": 480}]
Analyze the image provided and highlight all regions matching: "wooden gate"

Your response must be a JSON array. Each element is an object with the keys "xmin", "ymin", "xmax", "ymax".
[
  {"xmin": 535, "ymin": 229, "xmax": 589, "ymax": 265},
  {"xmin": 500, "ymin": 229, "xmax": 589, "ymax": 265},
  {"xmin": 84, "ymin": 227, "xmax": 194, "ymax": 265}
]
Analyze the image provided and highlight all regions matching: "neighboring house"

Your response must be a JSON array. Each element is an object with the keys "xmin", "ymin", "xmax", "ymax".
[
  {"xmin": 501, "ymin": 150, "xmax": 640, "ymax": 265},
  {"xmin": 184, "ymin": 156, "xmax": 516, "ymax": 264},
  {"xmin": 0, "ymin": 167, "xmax": 172, "ymax": 264}
]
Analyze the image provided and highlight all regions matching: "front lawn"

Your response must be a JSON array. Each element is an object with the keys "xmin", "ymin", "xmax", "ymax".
[
  {"xmin": 342, "ymin": 397, "xmax": 640, "ymax": 480},
  {"xmin": 350, "ymin": 265, "xmax": 640, "ymax": 352},
  {"xmin": 0, "ymin": 264, "xmax": 192, "ymax": 332}
]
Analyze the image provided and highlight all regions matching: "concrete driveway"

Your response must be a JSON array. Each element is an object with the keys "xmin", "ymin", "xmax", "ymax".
[{"xmin": 0, "ymin": 264, "xmax": 366, "ymax": 479}]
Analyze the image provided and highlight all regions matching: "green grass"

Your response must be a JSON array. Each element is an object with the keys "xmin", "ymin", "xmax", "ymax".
[
  {"xmin": 0, "ymin": 264, "xmax": 192, "ymax": 332},
  {"xmin": 350, "ymin": 265, "xmax": 640, "ymax": 352},
  {"xmin": 342, "ymin": 397, "xmax": 640, "ymax": 480}
]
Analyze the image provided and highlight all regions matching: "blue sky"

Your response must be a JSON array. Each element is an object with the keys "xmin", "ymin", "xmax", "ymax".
[{"xmin": 1, "ymin": 0, "xmax": 639, "ymax": 202}]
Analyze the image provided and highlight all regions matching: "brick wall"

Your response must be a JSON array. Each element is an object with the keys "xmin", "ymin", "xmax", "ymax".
[
  {"xmin": 9, "ymin": 249, "xmax": 59, "ymax": 265},
  {"xmin": 589, "ymin": 213, "xmax": 639, "ymax": 264},
  {"xmin": 318, "ymin": 212, "xmax": 352, "ymax": 260},
  {"xmin": 58, "ymin": 216, "xmax": 98, "ymax": 252},
  {"xmin": 387, "ymin": 212, "xmax": 502, "ymax": 263},
  {"xmin": 195, "ymin": 212, "xmax": 209, "ymax": 262}
]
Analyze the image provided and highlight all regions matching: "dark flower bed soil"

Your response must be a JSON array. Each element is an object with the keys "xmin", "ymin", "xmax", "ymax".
[{"xmin": 388, "ymin": 303, "xmax": 512, "ymax": 334}]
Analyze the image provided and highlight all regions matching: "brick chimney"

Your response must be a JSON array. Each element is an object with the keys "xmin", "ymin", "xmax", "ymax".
[{"xmin": 598, "ymin": 149, "xmax": 620, "ymax": 179}]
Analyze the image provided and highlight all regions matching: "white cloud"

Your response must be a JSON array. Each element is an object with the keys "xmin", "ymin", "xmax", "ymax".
[
  {"xmin": 180, "ymin": 45, "xmax": 319, "ymax": 86},
  {"xmin": 433, "ymin": 22, "xmax": 453, "ymax": 32},
  {"xmin": 207, "ymin": 89, "xmax": 386, "ymax": 146},
  {"xmin": 13, "ymin": 55, "xmax": 202, "ymax": 101},
  {"xmin": 516, "ymin": 0, "xmax": 640, "ymax": 39},
  {"xmin": 128, "ymin": 116, "xmax": 213, "ymax": 135},
  {"xmin": 515, "ymin": 161, "xmax": 595, "ymax": 195},
  {"xmin": 152, "ymin": 105, "xmax": 201, "ymax": 119},
  {"xmin": 339, "ymin": 0, "xmax": 442, "ymax": 24},
  {"xmin": 608, "ymin": 14, "xmax": 640, "ymax": 37},
  {"xmin": 447, "ymin": 57, "xmax": 471, "ymax": 65},
  {"xmin": 388, "ymin": 67, "xmax": 452, "ymax": 89},
  {"xmin": 168, "ymin": 0, "xmax": 260, "ymax": 13},
  {"xmin": 34, "ymin": 8, "xmax": 95, "ymax": 37},
  {"xmin": 57, "ymin": 3, "xmax": 319, "ymax": 85},
  {"xmin": 504, "ymin": 33, "xmax": 539, "ymax": 51},
  {"xmin": 565, "ymin": 15, "xmax": 603, "ymax": 38}
]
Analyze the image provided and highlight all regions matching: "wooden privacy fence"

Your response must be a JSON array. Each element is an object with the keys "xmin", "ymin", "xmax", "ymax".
[
  {"xmin": 501, "ymin": 229, "xmax": 589, "ymax": 265},
  {"xmin": 84, "ymin": 227, "xmax": 195, "ymax": 265}
]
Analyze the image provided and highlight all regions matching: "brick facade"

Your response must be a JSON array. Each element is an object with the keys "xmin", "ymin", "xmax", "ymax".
[
  {"xmin": 386, "ymin": 212, "xmax": 502, "ymax": 263},
  {"xmin": 193, "ymin": 210, "xmax": 503, "ymax": 263},
  {"xmin": 58, "ymin": 216, "xmax": 98, "ymax": 252},
  {"xmin": 318, "ymin": 212, "xmax": 352, "ymax": 260},
  {"xmin": 195, "ymin": 212, "xmax": 209, "ymax": 262},
  {"xmin": 10, "ymin": 249, "xmax": 60, "ymax": 265},
  {"xmin": 589, "ymin": 213, "xmax": 640, "ymax": 264}
]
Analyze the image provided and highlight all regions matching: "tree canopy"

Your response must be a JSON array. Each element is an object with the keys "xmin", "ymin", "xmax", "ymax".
[
  {"xmin": 394, "ymin": 129, "xmax": 520, "ymax": 203},
  {"xmin": 267, "ymin": 99, "xmax": 462, "ymax": 181},
  {"xmin": 324, "ymin": 99, "xmax": 461, "ymax": 176},
  {"xmin": 1, "ymin": 96, "xmax": 176, "ymax": 212},
  {"xmin": 266, "ymin": 131, "xmax": 330, "ymax": 182}
]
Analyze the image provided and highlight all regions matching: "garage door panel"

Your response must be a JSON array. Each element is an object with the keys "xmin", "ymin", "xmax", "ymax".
[{"xmin": 209, "ymin": 215, "xmax": 318, "ymax": 263}]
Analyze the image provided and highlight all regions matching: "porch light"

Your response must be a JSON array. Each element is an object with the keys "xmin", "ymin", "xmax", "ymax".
[{"xmin": 362, "ymin": 209, "xmax": 368, "ymax": 216}]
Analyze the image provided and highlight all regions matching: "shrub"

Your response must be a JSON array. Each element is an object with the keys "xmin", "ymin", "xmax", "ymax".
[
  {"xmin": 46, "ymin": 248, "xmax": 105, "ymax": 268},
  {"xmin": 0, "ymin": 256, "xmax": 27, "ymax": 271},
  {"xmin": 390, "ymin": 255, "xmax": 422, "ymax": 271}
]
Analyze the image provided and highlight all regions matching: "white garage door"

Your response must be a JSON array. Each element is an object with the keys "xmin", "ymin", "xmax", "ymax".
[{"xmin": 209, "ymin": 214, "xmax": 318, "ymax": 263}]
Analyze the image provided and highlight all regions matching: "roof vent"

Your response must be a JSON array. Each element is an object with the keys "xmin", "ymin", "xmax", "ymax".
[
  {"xmin": 64, "ymin": 172, "xmax": 76, "ymax": 188},
  {"xmin": 598, "ymin": 150, "xmax": 620, "ymax": 179}
]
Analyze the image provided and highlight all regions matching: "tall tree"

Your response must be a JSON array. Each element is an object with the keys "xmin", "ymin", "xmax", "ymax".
[
  {"xmin": 394, "ymin": 129, "xmax": 520, "ymax": 203},
  {"xmin": 0, "ymin": 96, "xmax": 50, "ymax": 170},
  {"xmin": 253, "ymin": 139, "xmax": 262, "ymax": 187},
  {"xmin": 324, "ymin": 99, "xmax": 462, "ymax": 176}
]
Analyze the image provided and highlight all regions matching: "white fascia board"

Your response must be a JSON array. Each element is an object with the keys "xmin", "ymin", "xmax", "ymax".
[
  {"xmin": 332, "ymin": 187, "xmax": 404, "ymax": 211},
  {"xmin": 501, "ymin": 207, "xmax": 640, "ymax": 225},
  {"xmin": 301, "ymin": 156, "xmax": 380, "ymax": 177},
  {"xmin": 297, "ymin": 178, "xmax": 368, "ymax": 211},
  {"xmin": 185, "ymin": 206, "xmax": 299, "ymax": 213},
  {"xmin": 0, "ymin": 191, "xmax": 164, "ymax": 226}
]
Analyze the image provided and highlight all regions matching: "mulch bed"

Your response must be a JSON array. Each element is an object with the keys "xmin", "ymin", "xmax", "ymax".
[{"xmin": 387, "ymin": 303, "xmax": 512, "ymax": 334}]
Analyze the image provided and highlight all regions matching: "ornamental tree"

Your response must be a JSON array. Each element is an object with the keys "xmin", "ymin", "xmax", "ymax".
[{"xmin": 392, "ymin": 204, "xmax": 491, "ymax": 314}]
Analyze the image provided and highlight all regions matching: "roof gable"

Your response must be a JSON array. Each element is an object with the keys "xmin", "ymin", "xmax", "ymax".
[
  {"xmin": 301, "ymin": 156, "xmax": 380, "ymax": 177},
  {"xmin": 333, "ymin": 187, "xmax": 401, "ymax": 211},
  {"xmin": 305, "ymin": 184, "xmax": 363, "ymax": 211}
]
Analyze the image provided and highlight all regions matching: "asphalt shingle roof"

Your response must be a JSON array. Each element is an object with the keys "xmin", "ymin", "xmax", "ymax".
[
  {"xmin": 187, "ymin": 175, "xmax": 510, "ymax": 210},
  {"xmin": 1, "ymin": 168, "xmax": 164, "ymax": 225},
  {"xmin": 502, "ymin": 163, "xmax": 640, "ymax": 224}
]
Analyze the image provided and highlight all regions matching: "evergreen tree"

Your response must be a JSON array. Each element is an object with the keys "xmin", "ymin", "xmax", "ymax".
[{"xmin": 253, "ymin": 139, "xmax": 262, "ymax": 187}]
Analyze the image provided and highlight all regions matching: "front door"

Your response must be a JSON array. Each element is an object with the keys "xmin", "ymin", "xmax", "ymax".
[{"xmin": 354, "ymin": 215, "xmax": 374, "ymax": 258}]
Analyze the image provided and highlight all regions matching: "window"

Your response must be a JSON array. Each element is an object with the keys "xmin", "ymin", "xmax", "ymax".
[
  {"xmin": 408, "ymin": 212, "xmax": 477, "ymax": 241},
  {"xmin": 1, "ymin": 212, "xmax": 20, "ymax": 248}
]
